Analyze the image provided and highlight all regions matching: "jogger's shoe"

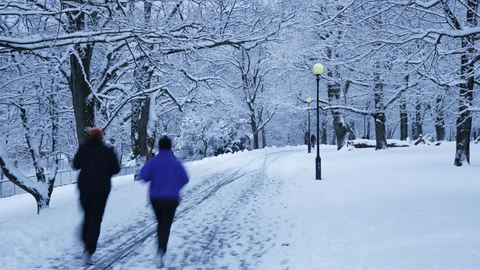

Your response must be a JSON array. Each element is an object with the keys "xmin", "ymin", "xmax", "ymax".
[
  {"xmin": 82, "ymin": 250, "xmax": 93, "ymax": 265},
  {"xmin": 155, "ymin": 250, "xmax": 164, "ymax": 269}
]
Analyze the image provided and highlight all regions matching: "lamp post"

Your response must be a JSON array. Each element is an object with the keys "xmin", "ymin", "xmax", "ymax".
[
  {"xmin": 307, "ymin": 97, "xmax": 312, "ymax": 153},
  {"xmin": 312, "ymin": 63, "xmax": 324, "ymax": 180}
]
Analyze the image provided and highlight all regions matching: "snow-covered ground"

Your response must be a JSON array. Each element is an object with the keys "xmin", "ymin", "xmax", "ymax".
[{"xmin": 1, "ymin": 142, "xmax": 479, "ymax": 270}]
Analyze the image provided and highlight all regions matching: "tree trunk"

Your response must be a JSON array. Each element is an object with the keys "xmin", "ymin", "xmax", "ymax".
[
  {"xmin": 454, "ymin": 0, "xmax": 477, "ymax": 166},
  {"xmin": 131, "ymin": 97, "xmax": 151, "ymax": 159},
  {"xmin": 373, "ymin": 113, "xmax": 388, "ymax": 150},
  {"xmin": 132, "ymin": 94, "xmax": 151, "ymax": 181},
  {"xmin": 250, "ymin": 115, "xmax": 259, "ymax": 149},
  {"xmin": 326, "ymin": 47, "xmax": 350, "ymax": 150},
  {"xmin": 454, "ymin": 97, "xmax": 472, "ymax": 166},
  {"xmin": 65, "ymin": 4, "xmax": 95, "ymax": 145},
  {"xmin": 348, "ymin": 122, "xmax": 356, "ymax": 140},
  {"xmin": 321, "ymin": 111, "xmax": 328, "ymax": 145},
  {"xmin": 400, "ymin": 96, "xmax": 408, "ymax": 140},
  {"xmin": 414, "ymin": 99, "xmax": 423, "ymax": 139},
  {"xmin": 49, "ymin": 89, "xmax": 58, "ymax": 152},
  {"xmin": 131, "ymin": 0, "xmax": 155, "ymax": 162},
  {"xmin": 261, "ymin": 127, "xmax": 266, "ymax": 148},
  {"xmin": 366, "ymin": 116, "xmax": 371, "ymax": 139},
  {"xmin": 435, "ymin": 94, "xmax": 446, "ymax": 141},
  {"xmin": 258, "ymin": 109, "xmax": 266, "ymax": 148},
  {"xmin": 70, "ymin": 44, "xmax": 94, "ymax": 145},
  {"xmin": 373, "ymin": 64, "xmax": 388, "ymax": 150},
  {"xmin": 332, "ymin": 112, "xmax": 349, "ymax": 150}
]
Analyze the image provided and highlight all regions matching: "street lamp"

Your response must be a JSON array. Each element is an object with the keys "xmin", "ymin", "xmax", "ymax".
[
  {"xmin": 312, "ymin": 63, "xmax": 324, "ymax": 180},
  {"xmin": 307, "ymin": 97, "xmax": 312, "ymax": 153}
]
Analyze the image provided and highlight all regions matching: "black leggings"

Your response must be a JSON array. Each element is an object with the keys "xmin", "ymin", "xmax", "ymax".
[
  {"xmin": 150, "ymin": 199, "xmax": 179, "ymax": 253},
  {"xmin": 80, "ymin": 190, "xmax": 109, "ymax": 254}
]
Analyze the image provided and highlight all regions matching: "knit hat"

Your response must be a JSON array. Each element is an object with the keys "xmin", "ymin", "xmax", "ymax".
[
  {"xmin": 89, "ymin": 128, "xmax": 103, "ymax": 139},
  {"xmin": 158, "ymin": 136, "xmax": 172, "ymax": 150}
]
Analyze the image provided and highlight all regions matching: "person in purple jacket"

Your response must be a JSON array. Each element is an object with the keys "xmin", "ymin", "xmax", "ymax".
[{"xmin": 139, "ymin": 136, "xmax": 189, "ymax": 268}]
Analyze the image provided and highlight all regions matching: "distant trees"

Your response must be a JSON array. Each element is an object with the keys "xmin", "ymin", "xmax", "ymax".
[
  {"xmin": 299, "ymin": 0, "xmax": 479, "ymax": 163},
  {"xmin": 229, "ymin": 46, "xmax": 277, "ymax": 149},
  {"xmin": 355, "ymin": 0, "xmax": 480, "ymax": 165},
  {"xmin": 176, "ymin": 112, "xmax": 250, "ymax": 159}
]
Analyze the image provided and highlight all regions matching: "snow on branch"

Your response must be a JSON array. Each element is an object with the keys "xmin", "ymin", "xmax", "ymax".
[
  {"xmin": 324, "ymin": 104, "xmax": 371, "ymax": 115},
  {"xmin": 0, "ymin": 7, "xmax": 80, "ymax": 16},
  {"xmin": 361, "ymin": 27, "xmax": 480, "ymax": 47},
  {"xmin": 406, "ymin": 0, "xmax": 440, "ymax": 9},
  {"xmin": 315, "ymin": 0, "xmax": 357, "ymax": 27},
  {"xmin": 101, "ymin": 82, "xmax": 171, "ymax": 131},
  {"xmin": 180, "ymin": 69, "xmax": 223, "ymax": 83},
  {"xmin": 0, "ymin": 143, "xmax": 46, "ymax": 195},
  {"xmin": 156, "ymin": 35, "xmax": 276, "ymax": 55},
  {"xmin": 0, "ymin": 30, "xmax": 138, "ymax": 52}
]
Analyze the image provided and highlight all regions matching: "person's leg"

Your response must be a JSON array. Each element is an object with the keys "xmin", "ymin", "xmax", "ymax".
[
  {"xmin": 150, "ymin": 199, "xmax": 164, "ymax": 252},
  {"xmin": 157, "ymin": 200, "xmax": 179, "ymax": 253},
  {"xmin": 150, "ymin": 199, "xmax": 178, "ymax": 253},
  {"xmin": 84, "ymin": 192, "xmax": 109, "ymax": 254},
  {"xmin": 79, "ymin": 192, "xmax": 93, "ymax": 248},
  {"xmin": 150, "ymin": 199, "xmax": 166, "ymax": 268}
]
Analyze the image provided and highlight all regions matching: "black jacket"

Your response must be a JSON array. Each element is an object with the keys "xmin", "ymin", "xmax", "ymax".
[{"xmin": 73, "ymin": 138, "xmax": 121, "ymax": 193}]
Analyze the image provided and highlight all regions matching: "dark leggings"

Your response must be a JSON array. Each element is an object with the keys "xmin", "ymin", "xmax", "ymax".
[
  {"xmin": 150, "ymin": 199, "xmax": 179, "ymax": 253},
  {"xmin": 80, "ymin": 190, "xmax": 109, "ymax": 254}
]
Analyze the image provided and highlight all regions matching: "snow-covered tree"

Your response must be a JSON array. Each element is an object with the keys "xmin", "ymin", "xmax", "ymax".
[{"xmin": 0, "ymin": 68, "xmax": 62, "ymax": 213}]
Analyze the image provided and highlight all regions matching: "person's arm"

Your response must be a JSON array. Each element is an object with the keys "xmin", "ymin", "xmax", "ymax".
[
  {"xmin": 139, "ymin": 159, "xmax": 153, "ymax": 181},
  {"xmin": 72, "ymin": 145, "xmax": 84, "ymax": 170}
]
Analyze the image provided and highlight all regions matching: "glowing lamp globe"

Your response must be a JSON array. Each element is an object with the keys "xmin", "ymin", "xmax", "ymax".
[{"xmin": 312, "ymin": 63, "xmax": 324, "ymax": 75}]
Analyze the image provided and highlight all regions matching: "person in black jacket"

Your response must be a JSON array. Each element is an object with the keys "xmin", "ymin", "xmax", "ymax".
[{"xmin": 73, "ymin": 127, "xmax": 120, "ymax": 265}]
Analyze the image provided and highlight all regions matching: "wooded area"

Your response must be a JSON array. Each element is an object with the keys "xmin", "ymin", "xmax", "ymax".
[{"xmin": 0, "ymin": 0, "xmax": 479, "ymax": 211}]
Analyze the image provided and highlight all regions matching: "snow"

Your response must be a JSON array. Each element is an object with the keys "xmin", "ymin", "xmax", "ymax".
[
  {"xmin": 0, "ymin": 143, "xmax": 47, "ymax": 196},
  {"xmin": 147, "ymin": 91, "xmax": 158, "ymax": 137},
  {"xmin": 1, "ymin": 142, "xmax": 480, "ymax": 270}
]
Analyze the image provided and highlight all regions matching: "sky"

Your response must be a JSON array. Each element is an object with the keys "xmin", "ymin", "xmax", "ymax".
[{"xmin": 0, "ymin": 141, "xmax": 479, "ymax": 270}]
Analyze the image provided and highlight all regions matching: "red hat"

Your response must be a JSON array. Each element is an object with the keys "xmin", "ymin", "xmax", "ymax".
[{"xmin": 89, "ymin": 128, "xmax": 103, "ymax": 139}]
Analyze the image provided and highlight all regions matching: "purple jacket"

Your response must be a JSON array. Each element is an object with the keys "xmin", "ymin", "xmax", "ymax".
[{"xmin": 139, "ymin": 150, "xmax": 189, "ymax": 200}]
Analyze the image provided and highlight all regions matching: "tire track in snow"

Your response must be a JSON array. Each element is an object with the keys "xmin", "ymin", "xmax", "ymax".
[
  {"xmin": 47, "ymin": 160, "xmax": 254, "ymax": 270},
  {"xmin": 84, "ymin": 150, "xmax": 292, "ymax": 270},
  {"xmin": 128, "ymin": 149, "xmax": 297, "ymax": 270},
  {"xmin": 48, "ymin": 148, "xmax": 299, "ymax": 270}
]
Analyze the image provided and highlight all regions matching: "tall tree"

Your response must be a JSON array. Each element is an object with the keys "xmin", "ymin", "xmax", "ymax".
[{"xmin": 453, "ymin": 0, "xmax": 479, "ymax": 165}]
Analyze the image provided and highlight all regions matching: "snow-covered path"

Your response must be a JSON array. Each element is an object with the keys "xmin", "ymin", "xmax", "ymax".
[
  {"xmin": 109, "ymin": 148, "xmax": 298, "ymax": 270},
  {"xmin": 1, "ymin": 143, "xmax": 480, "ymax": 270},
  {"xmin": 43, "ymin": 147, "xmax": 299, "ymax": 270}
]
